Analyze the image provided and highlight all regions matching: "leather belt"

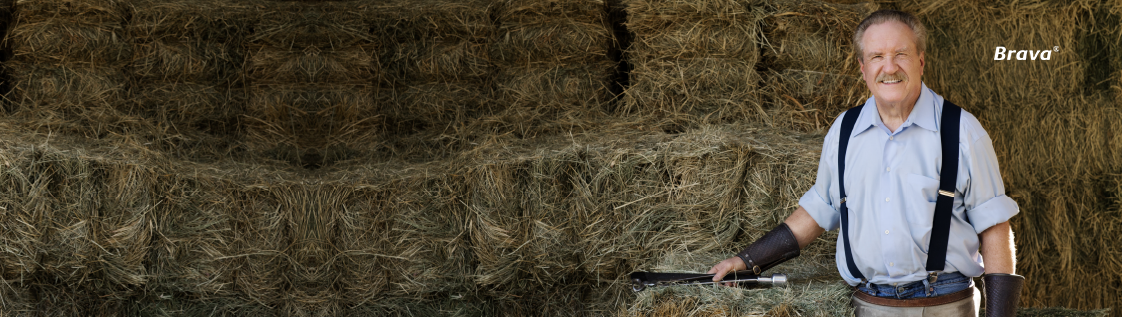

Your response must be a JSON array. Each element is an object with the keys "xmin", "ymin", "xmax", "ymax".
[{"xmin": 852, "ymin": 287, "xmax": 973, "ymax": 307}]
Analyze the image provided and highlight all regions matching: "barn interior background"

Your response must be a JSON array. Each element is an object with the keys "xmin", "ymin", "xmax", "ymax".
[{"xmin": 0, "ymin": 0, "xmax": 1119, "ymax": 315}]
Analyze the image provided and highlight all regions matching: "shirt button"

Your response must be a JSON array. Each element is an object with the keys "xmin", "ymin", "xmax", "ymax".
[
  {"xmin": 885, "ymin": 197, "xmax": 890, "ymax": 202},
  {"xmin": 886, "ymin": 167, "xmax": 891, "ymax": 172},
  {"xmin": 885, "ymin": 230, "xmax": 890, "ymax": 234},
  {"xmin": 889, "ymin": 262, "xmax": 894, "ymax": 267},
  {"xmin": 889, "ymin": 136, "xmax": 894, "ymax": 141}
]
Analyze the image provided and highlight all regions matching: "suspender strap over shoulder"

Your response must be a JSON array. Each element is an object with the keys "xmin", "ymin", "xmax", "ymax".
[
  {"xmin": 838, "ymin": 105, "xmax": 865, "ymax": 281},
  {"xmin": 836, "ymin": 100, "xmax": 962, "ymax": 281},
  {"xmin": 925, "ymin": 100, "xmax": 962, "ymax": 272}
]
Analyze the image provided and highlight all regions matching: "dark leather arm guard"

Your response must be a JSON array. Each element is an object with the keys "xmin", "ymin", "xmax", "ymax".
[
  {"xmin": 736, "ymin": 223, "xmax": 801, "ymax": 275},
  {"xmin": 983, "ymin": 273, "xmax": 1025, "ymax": 317}
]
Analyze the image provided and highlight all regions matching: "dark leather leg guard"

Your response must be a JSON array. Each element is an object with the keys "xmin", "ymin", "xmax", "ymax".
[
  {"xmin": 736, "ymin": 223, "xmax": 800, "ymax": 274},
  {"xmin": 983, "ymin": 273, "xmax": 1024, "ymax": 317}
]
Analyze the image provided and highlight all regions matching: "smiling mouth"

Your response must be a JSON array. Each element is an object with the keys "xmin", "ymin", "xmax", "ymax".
[{"xmin": 881, "ymin": 79, "xmax": 902, "ymax": 84}]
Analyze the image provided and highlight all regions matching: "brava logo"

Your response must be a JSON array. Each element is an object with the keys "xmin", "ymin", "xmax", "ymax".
[{"xmin": 994, "ymin": 46, "xmax": 1057, "ymax": 60}]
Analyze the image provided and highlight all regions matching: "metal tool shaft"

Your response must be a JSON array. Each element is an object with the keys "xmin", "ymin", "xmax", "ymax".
[{"xmin": 629, "ymin": 271, "xmax": 788, "ymax": 291}]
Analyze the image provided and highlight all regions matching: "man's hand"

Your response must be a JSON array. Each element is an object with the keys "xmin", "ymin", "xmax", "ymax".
[
  {"xmin": 707, "ymin": 206, "xmax": 824, "ymax": 286},
  {"xmin": 707, "ymin": 256, "xmax": 747, "ymax": 286}
]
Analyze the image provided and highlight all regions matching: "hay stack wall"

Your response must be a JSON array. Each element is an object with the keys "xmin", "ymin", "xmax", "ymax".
[
  {"xmin": 2, "ymin": 0, "xmax": 1122, "ymax": 315},
  {"xmin": 621, "ymin": 0, "xmax": 765, "ymax": 123}
]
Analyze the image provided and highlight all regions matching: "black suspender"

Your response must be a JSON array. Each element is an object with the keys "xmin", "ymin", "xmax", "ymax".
[
  {"xmin": 926, "ymin": 100, "xmax": 962, "ymax": 272},
  {"xmin": 836, "ymin": 100, "xmax": 962, "ymax": 281},
  {"xmin": 837, "ymin": 105, "xmax": 865, "ymax": 281}
]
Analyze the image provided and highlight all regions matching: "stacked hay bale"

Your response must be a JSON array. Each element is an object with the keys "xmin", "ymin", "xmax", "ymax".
[
  {"xmin": 898, "ymin": 0, "xmax": 1122, "ymax": 312},
  {"xmin": 3, "ymin": 0, "xmax": 139, "ymax": 137},
  {"xmin": 458, "ymin": 122, "xmax": 829, "ymax": 314},
  {"xmin": 328, "ymin": 162, "xmax": 477, "ymax": 310},
  {"xmin": 0, "ymin": 129, "xmax": 198, "ymax": 313},
  {"xmin": 759, "ymin": 0, "xmax": 876, "ymax": 131},
  {"xmin": 375, "ymin": 0, "xmax": 495, "ymax": 157},
  {"xmin": 245, "ymin": 2, "xmax": 380, "ymax": 168},
  {"xmin": 126, "ymin": 0, "xmax": 254, "ymax": 161},
  {"xmin": 620, "ymin": 0, "xmax": 766, "ymax": 124},
  {"xmin": 487, "ymin": 0, "xmax": 617, "ymax": 136}
]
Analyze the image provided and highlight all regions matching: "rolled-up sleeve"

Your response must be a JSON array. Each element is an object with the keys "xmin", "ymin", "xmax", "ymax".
[
  {"xmin": 800, "ymin": 118, "xmax": 843, "ymax": 231},
  {"xmin": 962, "ymin": 128, "xmax": 1019, "ymax": 234}
]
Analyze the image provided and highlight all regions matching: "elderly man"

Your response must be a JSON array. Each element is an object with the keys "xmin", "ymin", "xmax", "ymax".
[{"xmin": 708, "ymin": 10, "xmax": 1023, "ymax": 317}]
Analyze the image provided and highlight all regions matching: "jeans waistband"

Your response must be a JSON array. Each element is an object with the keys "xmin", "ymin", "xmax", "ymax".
[{"xmin": 855, "ymin": 272, "xmax": 972, "ymax": 299}]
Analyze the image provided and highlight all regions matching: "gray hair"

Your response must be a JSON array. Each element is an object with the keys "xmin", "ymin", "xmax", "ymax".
[{"xmin": 853, "ymin": 10, "xmax": 927, "ymax": 61}]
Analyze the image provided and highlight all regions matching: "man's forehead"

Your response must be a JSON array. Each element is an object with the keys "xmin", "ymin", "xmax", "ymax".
[{"xmin": 860, "ymin": 21, "xmax": 918, "ymax": 53}]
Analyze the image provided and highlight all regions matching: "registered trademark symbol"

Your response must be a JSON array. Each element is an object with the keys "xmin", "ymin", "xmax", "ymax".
[{"xmin": 1054, "ymin": 46, "xmax": 1059, "ymax": 52}]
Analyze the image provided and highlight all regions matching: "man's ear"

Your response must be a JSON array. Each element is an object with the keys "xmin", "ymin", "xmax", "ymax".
[{"xmin": 919, "ymin": 51, "xmax": 925, "ymax": 69}]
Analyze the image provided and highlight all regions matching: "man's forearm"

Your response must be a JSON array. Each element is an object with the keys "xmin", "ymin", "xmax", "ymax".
[
  {"xmin": 979, "ymin": 220, "xmax": 1016, "ymax": 274},
  {"xmin": 784, "ymin": 206, "xmax": 826, "ymax": 249}
]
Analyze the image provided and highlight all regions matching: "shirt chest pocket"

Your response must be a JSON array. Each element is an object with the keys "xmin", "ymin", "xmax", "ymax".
[{"xmin": 904, "ymin": 173, "xmax": 939, "ymax": 230}]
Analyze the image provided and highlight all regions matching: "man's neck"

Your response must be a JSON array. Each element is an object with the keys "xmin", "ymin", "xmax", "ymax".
[{"xmin": 876, "ymin": 96, "xmax": 919, "ymax": 133}]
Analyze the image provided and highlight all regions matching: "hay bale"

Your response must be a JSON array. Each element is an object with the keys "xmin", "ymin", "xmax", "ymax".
[
  {"xmin": 375, "ymin": 0, "xmax": 495, "ymax": 44},
  {"xmin": 622, "ymin": 57, "xmax": 763, "ymax": 121},
  {"xmin": 247, "ymin": 2, "xmax": 379, "ymax": 86},
  {"xmin": 8, "ymin": 0, "xmax": 130, "ymax": 65},
  {"xmin": 622, "ymin": 0, "xmax": 766, "ymax": 122},
  {"xmin": 981, "ymin": 94, "xmax": 1122, "ymax": 187},
  {"xmin": 758, "ymin": 0, "xmax": 875, "ymax": 132},
  {"xmin": 131, "ymin": 41, "xmax": 244, "ymax": 84},
  {"xmin": 459, "ymin": 124, "xmax": 824, "ymax": 290},
  {"xmin": 313, "ymin": 162, "xmax": 476, "ymax": 306},
  {"xmin": 382, "ymin": 41, "xmax": 492, "ymax": 84},
  {"xmin": 126, "ymin": 0, "xmax": 254, "ymax": 42},
  {"xmin": 492, "ymin": 19, "xmax": 613, "ymax": 65},
  {"xmin": 389, "ymin": 82, "xmax": 491, "ymax": 133},
  {"xmin": 494, "ymin": 62, "xmax": 615, "ymax": 111},
  {"xmin": 126, "ymin": 0, "xmax": 256, "ymax": 83},
  {"xmin": 764, "ymin": 69, "xmax": 865, "ymax": 132},
  {"xmin": 627, "ymin": 13, "xmax": 763, "ymax": 61},
  {"xmin": 5, "ymin": 62, "xmax": 126, "ymax": 110},
  {"xmin": 1008, "ymin": 180, "xmax": 1122, "ymax": 314},
  {"xmin": 624, "ymin": 0, "xmax": 759, "ymax": 26},
  {"xmin": 244, "ymin": 86, "xmax": 382, "ymax": 167},
  {"xmin": 249, "ymin": 45, "xmax": 378, "ymax": 85},
  {"xmin": 3, "ymin": 62, "xmax": 141, "ymax": 137},
  {"xmin": 14, "ymin": 0, "xmax": 127, "ymax": 20},
  {"xmin": 902, "ymin": 0, "xmax": 1093, "ymax": 104},
  {"xmin": 496, "ymin": 0, "xmax": 607, "ymax": 22},
  {"xmin": 0, "ymin": 140, "xmax": 157, "ymax": 294},
  {"xmin": 760, "ymin": 0, "xmax": 874, "ymax": 71},
  {"xmin": 127, "ymin": 82, "xmax": 246, "ymax": 160},
  {"xmin": 6, "ymin": 17, "xmax": 130, "ymax": 65}
]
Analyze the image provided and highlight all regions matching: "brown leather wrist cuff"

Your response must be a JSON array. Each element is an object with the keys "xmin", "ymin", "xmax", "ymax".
[
  {"xmin": 736, "ymin": 223, "xmax": 801, "ymax": 274},
  {"xmin": 983, "ymin": 273, "xmax": 1024, "ymax": 317}
]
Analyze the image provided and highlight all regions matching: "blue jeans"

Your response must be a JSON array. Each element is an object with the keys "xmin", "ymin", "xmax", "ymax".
[{"xmin": 855, "ymin": 272, "xmax": 973, "ymax": 299}]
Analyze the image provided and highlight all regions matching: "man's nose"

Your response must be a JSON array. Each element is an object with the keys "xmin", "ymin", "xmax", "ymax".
[{"xmin": 882, "ymin": 56, "xmax": 900, "ymax": 73}]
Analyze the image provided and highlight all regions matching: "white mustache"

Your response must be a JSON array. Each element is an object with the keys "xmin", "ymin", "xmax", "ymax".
[{"xmin": 877, "ymin": 72, "xmax": 907, "ymax": 83}]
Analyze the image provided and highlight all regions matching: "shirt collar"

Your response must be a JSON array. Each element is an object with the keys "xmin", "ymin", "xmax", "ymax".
[{"xmin": 854, "ymin": 82, "xmax": 941, "ymax": 137}]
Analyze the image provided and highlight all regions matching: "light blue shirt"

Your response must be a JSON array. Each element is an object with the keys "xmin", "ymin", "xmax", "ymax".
[{"xmin": 798, "ymin": 83, "xmax": 1019, "ymax": 286}]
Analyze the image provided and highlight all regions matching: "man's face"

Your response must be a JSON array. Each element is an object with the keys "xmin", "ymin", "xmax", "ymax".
[{"xmin": 859, "ymin": 21, "xmax": 925, "ymax": 107}]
